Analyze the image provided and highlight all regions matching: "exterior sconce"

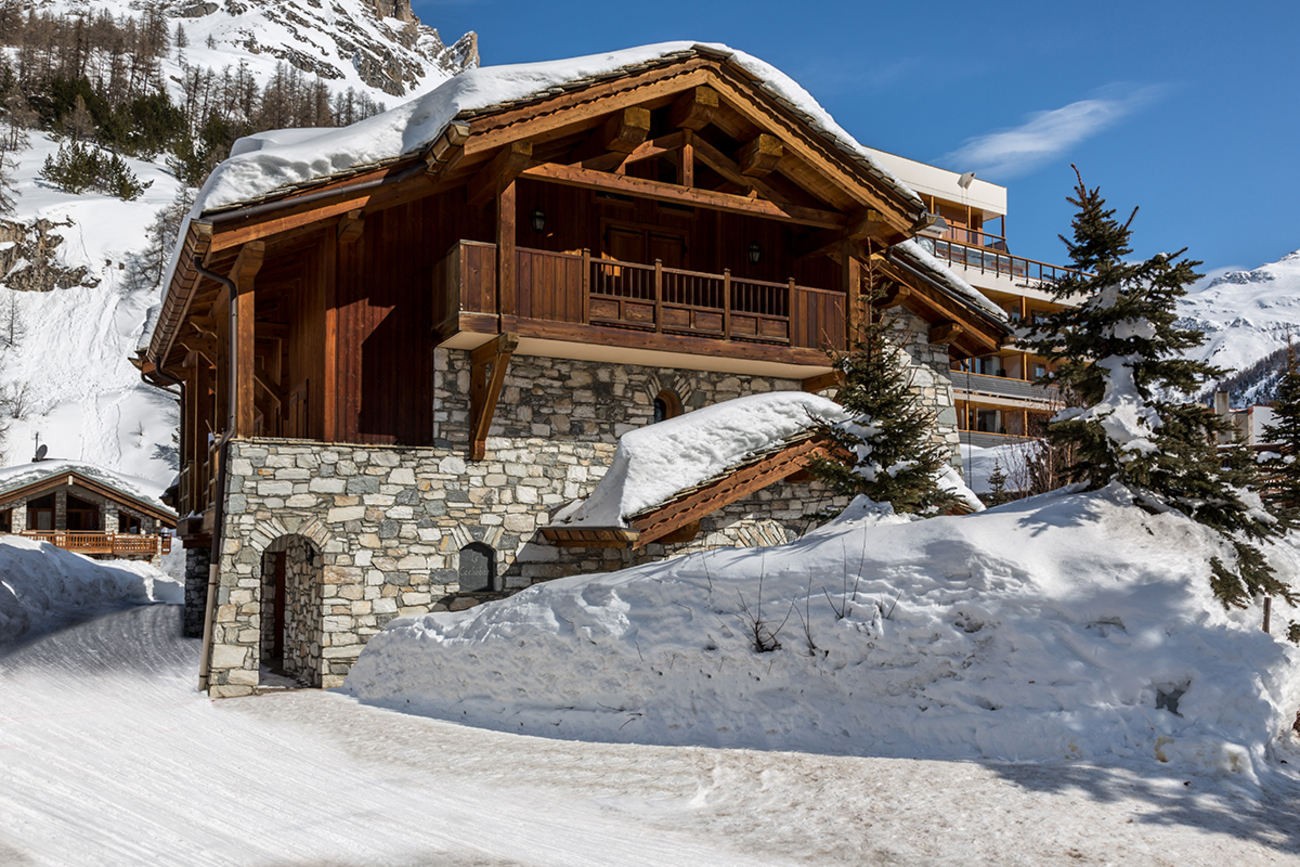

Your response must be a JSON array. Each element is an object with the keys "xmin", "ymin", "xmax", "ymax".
[
  {"xmin": 747, "ymin": 243, "xmax": 761, "ymax": 265},
  {"xmin": 530, "ymin": 209, "xmax": 546, "ymax": 232}
]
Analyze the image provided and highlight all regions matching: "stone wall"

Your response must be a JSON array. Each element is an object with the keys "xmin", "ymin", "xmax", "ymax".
[
  {"xmin": 884, "ymin": 308, "xmax": 961, "ymax": 466},
  {"xmin": 183, "ymin": 547, "xmax": 210, "ymax": 638},
  {"xmin": 203, "ymin": 341, "xmax": 955, "ymax": 696}
]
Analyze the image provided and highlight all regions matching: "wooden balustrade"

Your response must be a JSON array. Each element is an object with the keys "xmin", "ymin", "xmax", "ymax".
[
  {"xmin": 930, "ymin": 237, "xmax": 1084, "ymax": 285},
  {"xmin": 20, "ymin": 531, "xmax": 172, "ymax": 557},
  {"xmin": 440, "ymin": 240, "xmax": 845, "ymax": 351}
]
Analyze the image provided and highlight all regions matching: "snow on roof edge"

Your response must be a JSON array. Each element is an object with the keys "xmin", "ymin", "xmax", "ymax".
[
  {"xmin": 890, "ymin": 239, "xmax": 1010, "ymax": 323},
  {"xmin": 0, "ymin": 460, "xmax": 174, "ymax": 515}
]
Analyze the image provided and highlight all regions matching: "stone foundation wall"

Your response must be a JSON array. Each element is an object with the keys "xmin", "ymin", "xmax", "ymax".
[
  {"xmin": 183, "ymin": 547, "xmax": 211, "ymax": 638},
  {"xmin": 203, "ymin": 343, "xmax": 953, "ymax": 696}
]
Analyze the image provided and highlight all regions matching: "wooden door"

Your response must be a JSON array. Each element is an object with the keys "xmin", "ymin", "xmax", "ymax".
[{"xmin": 270, "ymin": 551, "xmax": 287, "ymax": 669}]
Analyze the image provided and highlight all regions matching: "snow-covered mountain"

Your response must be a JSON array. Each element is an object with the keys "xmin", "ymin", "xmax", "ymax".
[
  {"xmin": 0, "ymin": 0, "xmax": 476, "ymax": 490},
  {"xmin": 27, "ymin": 0, "xmax": 478, "ymax": 103},
  {"xmin": 1179, "ymin": 249, "xmax": 1300, "ymax": 402}
]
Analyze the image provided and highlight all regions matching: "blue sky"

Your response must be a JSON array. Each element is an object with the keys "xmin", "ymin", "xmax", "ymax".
[{"xmin": 415, "ymin": 0, "xmax": 1299, "ymax": 273}]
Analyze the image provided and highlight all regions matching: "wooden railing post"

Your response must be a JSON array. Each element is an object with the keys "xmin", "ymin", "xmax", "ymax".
[
  {"xmin": 581, "ymin": 248, "xmax": 591, "ymax": 323},
  {"xmin": 654, "ymin": 259, "xmax": 663, "ymax": 332},
  {"xmin": 723, "ymin": 268, "xmax": 731, "ymax": 338},
  {"xmin": 788, "ymin": 278, "xmax": 798, "ymax": 345}
]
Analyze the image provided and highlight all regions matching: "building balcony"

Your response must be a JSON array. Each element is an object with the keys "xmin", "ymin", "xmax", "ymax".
[
  {"xmin": 19, "ymin": 531, "xmax": 172, "ymax": 558},
  {"xmin": 925, "ymin": 235, "xmax": 1083, "ymax": 301},
  {"xmin": 951, "ymin": 370, "xmax": 1061, "ymax": 407},
  {"xmin": 434, "ymin": 241, "xmax": 847, "ymax": 370}
]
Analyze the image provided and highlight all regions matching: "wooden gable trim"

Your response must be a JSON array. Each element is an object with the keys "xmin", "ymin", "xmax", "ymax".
[
  {"xmin": 875, "ymin": 258, "xmax": 1006, "ymax": 355},
  {"xmin": 629, "ymin": 433, "xmax": 840, "ymax": 548},
  {"xmin": 0, "ymin": 472, "xmax": 177, "ymax": 526},
  {"xmin": 521, "ymin": 162, "xmax": 847, "ymax": 229}
]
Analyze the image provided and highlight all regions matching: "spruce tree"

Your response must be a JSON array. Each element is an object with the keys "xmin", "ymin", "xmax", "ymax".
[
  {"xmin": 1260, "ymin": 347, "xmax": 1300, "ymax": 523},
  {"xmin": 1030, "ymin": 167, "xmax": 1294, "ymax": 608},
  {"xmin": 811, "ymin": 265, "xmax": 958, "ymax": 514}
]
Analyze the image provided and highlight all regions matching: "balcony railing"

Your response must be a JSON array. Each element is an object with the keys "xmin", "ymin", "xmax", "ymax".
[
  {"xmin": 951, "ymin": 370, "xmax": 1061, "ymax": 404},
  {"xmin": 436, "ymin": 241, "xmax": 847, "ymax": 352},
  {"xmin": 20, "ymin": 531, "xmax": 172, "ymax": 557},
  {"xmin": 927, "ymin": 237, "xmax": 1084, "ymax": 286}
]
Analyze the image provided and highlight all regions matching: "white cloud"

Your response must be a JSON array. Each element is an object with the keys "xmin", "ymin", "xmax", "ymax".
[{"xmin": 944, "ymin": 85, "xmax": 1164, "ymax": 180}]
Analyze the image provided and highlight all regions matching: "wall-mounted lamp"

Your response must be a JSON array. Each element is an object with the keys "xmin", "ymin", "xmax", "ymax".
[
  {"xmin": 530, "ymin": 209, "xmax": 546, "ymax": 232},
  {"xmin": 747, "ymin": 243, "xmax": 761, "ymax": 265}
]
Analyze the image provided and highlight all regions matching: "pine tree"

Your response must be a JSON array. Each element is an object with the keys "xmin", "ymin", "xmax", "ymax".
[
  {"xmin": 811, "ymin": 264, "xmax": 958, "ymax": 514},
  {"xmin": 985, "ymin": 461, "xmax": 1009, "ymax": 506},
  {"xmin": 1030, "ymin": 167, "xmax": 1293, "ymax": 608},
  {"xmin": 1260, "ymin": 346, "xmax": 1300, "ymax": 524}
]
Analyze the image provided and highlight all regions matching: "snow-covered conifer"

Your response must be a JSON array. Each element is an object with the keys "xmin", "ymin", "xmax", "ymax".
[
  {"xmin": 1030, "ymin": 167, "xmax": 1293, "ymax": 608},
  {"xmin": 811, "ymin": 263, "xmax": 957, "ymax": 514}
]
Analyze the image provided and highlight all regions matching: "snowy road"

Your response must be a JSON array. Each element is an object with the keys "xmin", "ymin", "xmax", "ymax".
[{"xmin": 1, "ymin": 605, "xmax": 1298, "ymax": 865}]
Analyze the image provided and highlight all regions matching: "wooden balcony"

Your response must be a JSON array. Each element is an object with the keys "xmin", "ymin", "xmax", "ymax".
[
  {"xmin": 434, "ymin": 241, "xmax": 847, "ymax": 365},
  {"xmin": 20, "ymin": 531, "xmax": 173, "ymax": 558}
]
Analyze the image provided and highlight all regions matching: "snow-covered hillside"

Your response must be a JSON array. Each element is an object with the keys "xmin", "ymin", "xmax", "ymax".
[
  {"xmin": 1180, "ymin": 249, "xmax": 1300, "ymax": 400},
  {"xmin": 347, "ymin": 484, "xmax": 1300, "ymax": 777},
  {"xmin": 0, "ymin": 0, "xmax": 476, "ymax": 490},
  {"xmin": 27, "ymin": 0, "xmax": 477, "ymax": 104}
]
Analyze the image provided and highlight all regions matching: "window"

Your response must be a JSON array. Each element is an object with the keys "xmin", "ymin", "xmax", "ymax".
[
  {"xmin": 27, "ymin": 493, "xmax": 55, "ymax": 531},
  {"xmin": 652, "ymin": 389, "xmax": 683, "ymax": 424},
  {"xmin": 119, "ymin": 513, "xmax": 143, "ymax": 534},
  {"xmin": 459, "ymin": 542, "xmax": 497, "ymax": 593}
]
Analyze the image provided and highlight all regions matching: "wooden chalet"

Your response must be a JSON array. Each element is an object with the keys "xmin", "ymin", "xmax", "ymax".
[
  {"xmin": 0, "ymin": 461, "xmax": 175, "ymax": 559},
  {"xmin": 138, "ymin": 44, "xmax": 1011, "ymax": 694}
]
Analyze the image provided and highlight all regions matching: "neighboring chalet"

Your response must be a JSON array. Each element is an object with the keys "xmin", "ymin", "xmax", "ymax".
[
  {"xmin": 0, "ymin": 459, "xmax": 175, "ymax": 559},
  {"xmin": 138, "ymin": 43, "xmax": 1011, "ymax": 696}
]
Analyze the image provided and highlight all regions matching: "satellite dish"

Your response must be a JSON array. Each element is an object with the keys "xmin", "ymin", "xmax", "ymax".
[{"xmin": 33, "ymin": 444, "xmax": 48, "ymax": 462}]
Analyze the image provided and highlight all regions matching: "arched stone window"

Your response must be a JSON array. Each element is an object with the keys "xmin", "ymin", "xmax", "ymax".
[
  {"xmin": 459, "ymin": 542, "xmax": 498, "ymax": 592},
  {"xmin": 652, "ymin": 389, "xmax": 683, "ymax": 424}
]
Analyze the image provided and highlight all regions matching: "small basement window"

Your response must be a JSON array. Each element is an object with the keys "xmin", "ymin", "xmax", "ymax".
[
  {"xmin": 459, "ymin": 542, "xmax": 497, "ymax": 592},
  {"xmin": 653, "ymin": 389, "xmax": 684, "ymax": 424}
]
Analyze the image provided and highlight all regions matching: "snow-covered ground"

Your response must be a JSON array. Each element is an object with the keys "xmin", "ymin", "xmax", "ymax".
[
  {"xmin": 2, "ymin": 603, "xmax": 1299, "ymax": 865},
  {"xmin": 0, "ymin": 535, "xmax": 180, "ymax": 643},
  {"xmin": 347, "ymin": 485, "xmax": 1300, "ymax": 777}
]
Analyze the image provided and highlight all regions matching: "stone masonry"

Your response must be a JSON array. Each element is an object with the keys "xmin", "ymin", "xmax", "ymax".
[{"xmin": 203, "ymin": 309, "xmax": 959, "ymax": 697}]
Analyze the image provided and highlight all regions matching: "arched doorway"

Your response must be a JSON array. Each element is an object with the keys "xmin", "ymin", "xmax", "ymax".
[{"xmin": 259, "ymin": 535, "xmax": 322, "ymax": 685}]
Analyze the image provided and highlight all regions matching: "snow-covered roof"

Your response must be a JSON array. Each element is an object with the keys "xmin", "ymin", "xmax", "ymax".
[
  {"xmin": 553, "ymin": 392, "xmax": 849, "ymax": 528},
  {"xmin": 0, "ymin": 460, "xmax": 173, "ymax": 516},
  {"xmin": 889, "ymin": 239, "xmax": 1009, "ymax": 322},
  {"xmin": 191, "ymin": 41, "xmax": 924, "ymax": 216}
]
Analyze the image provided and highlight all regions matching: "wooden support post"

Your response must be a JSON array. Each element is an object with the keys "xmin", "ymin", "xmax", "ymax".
[
  {"xmin": 681, "ymin": 130, "xmax": 695, "ymax": 189},
  {"xmin": 336, "ymin": 209, "xmax": 364, "ymax": 245},
  {"xmin": 843, "ymin": 242, "xmax": 862, "ymax": 345},
  {"xmin": 322, "ymin": 230, "xmax": 339, "ymax": 441},
  {"xmin": 469, "ymin": 333, "xmax": 519, "ymax": 461},
  {"xmin": 468, "ymin": 141, "xmax": 533, "ymax": 209},
  {"xmin": 788, "ymin": 277, "xmax": 799, "ymax": 345},
  {"xmin": 229, "ymin": 241, "xmax": 265, "ymax": 439},
  {"xmin": 497, "ymin": 180, "xmax": 517, "ymax": 322}
]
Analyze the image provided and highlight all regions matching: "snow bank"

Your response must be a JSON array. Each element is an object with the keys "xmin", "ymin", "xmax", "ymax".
[
  {"xmin": 555, "ymin": 392, "xmax": 848, "ymax": 527},
  {"xmin": 0, "ymin": 537, "xmax": 182, "ymax": 644},
  {"xmin": 347, "ymin": 484, "xmax": 1300, "ymax": 776},
  {"xmin": 192, "ymin": 42, "xmax": 920, "ymax": 215}
]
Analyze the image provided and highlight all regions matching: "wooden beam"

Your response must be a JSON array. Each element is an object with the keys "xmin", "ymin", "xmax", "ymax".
[
  {"xmin": 583, "ymin": 131, "xmax": 684, "ymax": 173},
  {"xmin": 602, "ymin": 106, "xmax": 652, "ymax": 153},
  {"xmin": 321, "ymin": 230, "xmax": 339, "ymax": 441},
  {"xmin": 681, "ymin": 129, "xmax": 695, "ymax": 188},
  {"xmin": 230, "ymin": 241, "xmax": 264, "ymax": 439},
  {"xmin": 469, "ymin": 333, "xmax": 519, "ymax": 461},
  {"xmin": 336, "ymin": 209, "xmax": 364, "ymax": 245},
  {"xmin": 497, "ymin": 180, "xmax": 517, "ymax": 321},
  {"xmin": 801, "ymin": 370, "xmax": 844, "ymax": 393},
  {"xmin": 687, "ymin": 134, "xmax": 786, "ymax": 204},
  {"xmin": 468, "ymin": 141, "xmax": 533, "ymax": 209},
  {"xmin": 928, "ymin": 321, "xmax": 964, "ymax": 345},
  {"xmin": 670, "ymin": 85, "xmax": 719, "ymax": 131},
  {"xmin": 423, "ymin": 121, "xmax": 471, "ymax": 176},
  {"xmin": 738, "ymin": 133, "xmax": 783, "ymax": 177},
  {"xmin": 522, "ymin": 162, "xmax": 846, "ymax": 229}
]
